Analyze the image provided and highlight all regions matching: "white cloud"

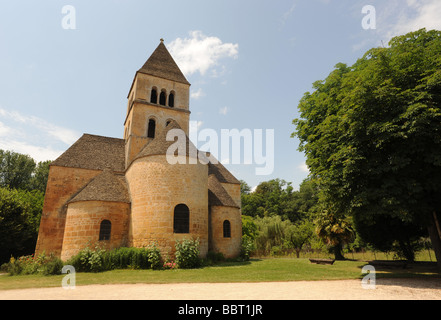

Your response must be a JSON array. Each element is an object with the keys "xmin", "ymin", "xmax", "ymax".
[
  {"xmin": 396, "ymin": 0, "xmax": 441, "ymax": 34},
  {"xmin": 219, "ymin": 106, "xmax": 229, "ymax": 115},
  {"xmin": 280, "ymin": 1, "xmax": 297, "ymax": 26},
  {"xmin": 191, "ymin": 88, "xmax": 205, "ymax": 100},
  {"xmin": 0, "ymin": 107, "xmax": 80, "ymax": 162},
  {"xmin": 380, "ymin": 0, "xmax": 441, "ymax": 41},
  {"xmin": 298, "ymin": 162, "xmax": 309, "ymax": 173},
  {"xmin": 353, "ymin": 0, "xmax": 441, "ymax": 52},
  {"xmin": 167, "ymin": 31, "xmax": 239, "ymax": 77}
]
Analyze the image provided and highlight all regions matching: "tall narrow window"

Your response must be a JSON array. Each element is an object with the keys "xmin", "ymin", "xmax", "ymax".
[
  {"xmin": 150, "ymin": 88, "xmax": 158, "ymax": 104},
  {"xmin": 174, "ymin": 204, "xmax": 189, "ymax": 234},
  {"xmin": 99, "ymin": 220, "xmax": 111, "ymax": 241},
  {"xmin": 168, "ymin": 92, "xmax": 175, "ymax": 108},
  {"xmin": 159, "ymin": 91, "xmax": 166, "ymax": 106},
  {"xmin": 147, "ymin": 119, "xmax": 156, "ymax": 138},
  {"xmin": 223, "ymin": 220, "xmax": 231, "ymax": 238}
]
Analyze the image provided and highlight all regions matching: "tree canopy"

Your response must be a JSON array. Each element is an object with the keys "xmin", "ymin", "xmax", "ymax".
[
  {"xmin": 0, "ymin": 150, "xmax": 50, "ymax": 263},
  {"xmin": 292, "ymin": 29, "xmax": 441, "ymax": 264}
]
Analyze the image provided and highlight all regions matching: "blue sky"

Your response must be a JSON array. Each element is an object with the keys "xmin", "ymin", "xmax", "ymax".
[{"xmin": 1, "ymin": 0, "xmax": 440, "ymax": 189}]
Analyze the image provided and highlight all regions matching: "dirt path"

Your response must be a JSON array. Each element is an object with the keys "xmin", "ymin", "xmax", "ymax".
[{"xmin": 0, "ymin": 278, "xmax": 440, "ymax": 300}]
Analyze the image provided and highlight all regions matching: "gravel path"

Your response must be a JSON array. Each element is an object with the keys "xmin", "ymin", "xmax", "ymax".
[{"xmin": 0, "ymin": 278, "xmax": 440, "ymax": 300}]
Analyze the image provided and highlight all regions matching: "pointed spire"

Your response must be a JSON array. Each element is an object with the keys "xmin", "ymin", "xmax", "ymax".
[{"xmin": 138, "ymin": 40, "xmax": 190, "ymax": 85}]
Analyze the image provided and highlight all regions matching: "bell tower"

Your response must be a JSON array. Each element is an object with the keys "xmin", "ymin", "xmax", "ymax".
[{"xmin": 123, "ymin": 39, "xmax": 191, "ymax": 168}]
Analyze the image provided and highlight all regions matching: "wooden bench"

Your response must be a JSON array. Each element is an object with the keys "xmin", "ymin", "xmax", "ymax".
[{"xmin": 309, "ymin": 258, "xmax": 335, "ymax": 265}]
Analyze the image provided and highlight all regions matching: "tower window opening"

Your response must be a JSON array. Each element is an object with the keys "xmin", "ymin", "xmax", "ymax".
[
  {"xmin": 159, "ymin": 90, "xmax": 167, "ymax": 106},
  {"xmin": 174, "ymin": 204, "xmax": 189, "ymax": 234},
  {"xmin": 99, "ymin": 220, "xmax": 111, "ymax": 241},
  {"xmin": 223, "ymin": 220, "xmax": 231, "ymax": 238},
  {"xmin": 147, "ymin": 119, "xmax": 156, "ymax": 138},
  {"xmin": 168, "ymin": 92, "xmax": 175, "ymax": 108},
  {"xmin": 150, "ymin": 88, "xmax": 158, "ymax": 104}
]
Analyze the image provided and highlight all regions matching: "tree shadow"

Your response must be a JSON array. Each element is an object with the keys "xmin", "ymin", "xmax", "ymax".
[
  {"xmin": 360, "ymin": 260, "xmax": 441, "ymax": 290},
  {"xmin": 205, "ymin": 258, "xmax": 261, "ymax": 268}
]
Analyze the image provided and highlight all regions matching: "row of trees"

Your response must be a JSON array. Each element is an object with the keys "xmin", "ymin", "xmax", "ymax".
[
  {"xmin": 241, "ymin": 175, "xmax": 433, "ymax": 261},
  {"xmin": 0, "ymin": 150, "xmax": 50, "ymax": 263},
  {"xmin": 241, "ymin": 178, "xmax": 361, "ymax": 260}
]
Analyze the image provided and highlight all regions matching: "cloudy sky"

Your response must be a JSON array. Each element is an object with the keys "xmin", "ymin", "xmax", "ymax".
[{"xmin": 1, "ymin": 0, "xmax": 440, "ymax": 189}]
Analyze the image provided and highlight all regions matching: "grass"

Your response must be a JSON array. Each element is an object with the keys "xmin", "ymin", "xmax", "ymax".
[{"xmin": 0, "ymin": 258, "xmax": 439, "ymax": 291}]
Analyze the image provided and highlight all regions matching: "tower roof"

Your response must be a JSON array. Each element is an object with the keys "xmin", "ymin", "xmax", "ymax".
[{"xmin": 138, "ymin": 40, "xmax": 190, "ymax": 85}]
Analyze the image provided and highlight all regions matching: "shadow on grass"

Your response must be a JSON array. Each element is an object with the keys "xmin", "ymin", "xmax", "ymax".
[
  {"xmin": 355, "ymin": 260, "xmax": 441, "ymax": 284},
  {"xmin": 203, "ymin": 258, "xmax": 262, "ymax": 268}
]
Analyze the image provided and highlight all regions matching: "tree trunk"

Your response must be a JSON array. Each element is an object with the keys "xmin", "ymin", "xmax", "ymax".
[
  {"xmin": 331, "ymin": 243, "xmax": 345, "ymax": 260},
  {"xmin": 398, "ymin": 239, "xmax": 415, "ymax": 262},
  {"xmin": 427, "ymin": 212, "xmax": 441, "ymax": 270}
]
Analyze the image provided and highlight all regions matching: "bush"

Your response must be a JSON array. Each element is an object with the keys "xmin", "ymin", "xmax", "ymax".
[
  {"xmin": 67, "ymin": 246, "xmax": 106, "ymax": 273},
  {"xmin": 240, "ymin": 235, "xmax": 255, "ymax": 261},
  {"xmin": 175, "ymin": 238, "xmax": 201, "ymax": 269},
  {"xmin": 68, "ymin": 245, "xmax": 163, "ymax": 272},
  {"xmin": 42, "ymin": 257, "xmax": 64, "ymax": 275},
  {"xmin": 6, "ymin": 253, "xmax": 63, "ymax": 276}
]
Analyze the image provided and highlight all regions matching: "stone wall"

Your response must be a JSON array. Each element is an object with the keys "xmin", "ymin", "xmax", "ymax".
[
  {"xmin": 126, "ymin": 154, "xmax": 209, "ymax": 258},
  {"xmin": 35, "ymin": 165, "xmax": 101, "ymax": 257},
  {"xmin": 209, "ymin": 206, "xmax": 242, "ymax": 258},
  {"xmin": 60, "ymin": 200, "xmax": 130, "ymax": 261}
]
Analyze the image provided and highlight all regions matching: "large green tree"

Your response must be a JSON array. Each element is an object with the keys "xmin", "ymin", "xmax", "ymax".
[
  {"xmin": 0, "ymin": 150, "xmax": 36, "ymax": 191},
  {"xmin": 0, "ymin": 187, "xmax": 44, "ymax": 263},
  {"xmin": 293, "ymin": 29, "xmax": 441, "ymax": 265},
  {"xmin": 0, "ymin": 150, "xmax": 50, "ymax": 193}
]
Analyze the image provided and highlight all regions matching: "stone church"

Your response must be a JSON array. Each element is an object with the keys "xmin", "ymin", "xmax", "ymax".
[{"xmin": 35, "ymin": 39, "xmax": 242, "ymax": 261}]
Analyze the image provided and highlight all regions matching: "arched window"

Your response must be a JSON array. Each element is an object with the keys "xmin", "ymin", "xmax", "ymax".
[
  {"xmin": 159, "ymin": 90, "xmax": 167, "ymax": 106},
  {"xmin": 147, "ymin": 119, "xmax": 156, "ymax": 138},
  {"xmin": 223, "ymin": 220, "xmax": 231, "ymax": 238},
  {"xmin": 168, "ymin": 92, "xmax": 175, "ymax": 108},
  {"xmin": 99, "ymin": 220, "xmax": 111, "ymax": 241},
  {"xmin": 150, "ymin": 88, "xmax": 158, "ymax": 104},
  {"xmin": 174, "ymin": 204, "xmax": 189, "ymax": 234}
]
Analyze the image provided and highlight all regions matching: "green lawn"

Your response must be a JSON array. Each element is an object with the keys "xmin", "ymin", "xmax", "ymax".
[{"xmin": 0, "ymin": 258, "xmax": 439, "ymax": 291}]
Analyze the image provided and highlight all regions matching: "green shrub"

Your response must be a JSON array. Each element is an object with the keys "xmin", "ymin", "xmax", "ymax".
[
  {"xmin": 42, "ymin": 257, "xmax": 64, "ymax": 275},
  {"xmin": 175, "ymin": 238, "xmax": 201, "ymax": 269},
  {"xmin": 6, "ymin": 253, "xmax": 63, "ymax": 276},
  {"xmin": 240, "ymin": 235, "xmax": 255, "ymax": 261},
  {"xmin": 69, "ymin": 245, "xmax": 163, "ymax": 272},
  {"xmin": 145, "ymin": 244, "xmax": 162, "ymax": 270}
]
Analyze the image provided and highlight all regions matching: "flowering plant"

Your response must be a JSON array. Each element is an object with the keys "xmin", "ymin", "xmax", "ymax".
[{"xmin": 163, "ymin": 261, "xmax": 177, "ymax": 270}]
